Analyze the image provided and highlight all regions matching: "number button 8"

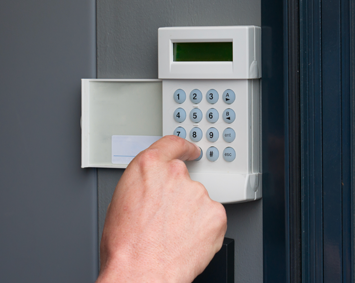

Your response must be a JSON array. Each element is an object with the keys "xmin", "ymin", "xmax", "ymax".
[{"xmin": 190, "ymin": 127, "xmax": 202, "ymax": 142}]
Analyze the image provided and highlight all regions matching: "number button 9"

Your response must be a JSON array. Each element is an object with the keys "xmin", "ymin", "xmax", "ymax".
[
  {"xmin": 189, "ymin": 89, "xmax": 202, "ymax": 104},
  {"xmin": 173, "ymin": 89, "xmax": 186, "ymax": 104},
  {"xmin": 206, "ymin": 89, "xmax": 219, "ymax": 104},
  {"xmin": 206, "ymin": 108, "xmax": 219, "ymax": 123},
  {"xmin": 206, "ymin": 127, "xmax": 219, "ymax": 142}
]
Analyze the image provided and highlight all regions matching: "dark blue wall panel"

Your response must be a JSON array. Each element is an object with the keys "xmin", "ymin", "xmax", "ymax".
[{"xmin": 0, "ymin": 1, "xmax": 98, "ymax": 282}]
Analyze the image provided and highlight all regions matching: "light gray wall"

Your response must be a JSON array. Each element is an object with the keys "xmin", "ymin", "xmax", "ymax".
[
  {"xmin": 97, "ymin": 1, "xmax": 262, "ymax": 282},
  {"xmin": 0, "ymin": 1, "xmax": 98, "ymax": 282}
]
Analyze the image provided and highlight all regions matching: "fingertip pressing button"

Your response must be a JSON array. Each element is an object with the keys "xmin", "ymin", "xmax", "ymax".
[
  {"xmin": 206, "ymin": 108, "xmax": 219, "ymax": 123},
  {"xmin": 223, "ymin": 147, "xmax": 236, "ymax": 162},
  {"xmin": 206, "ymin": 89, "xmax": 219, "ymax": 104},
  {"xmin": 190, "ymin": 127, "xmax": 203, "ymax": 142},
  {"xmin": 194, "ymin": 148, "xmax": 203, "ymax": 161},
  {"xmin": 189, "ymin": 108, "xmax": 203, "ymax": 123},
  {"xmin": 222, "ymin": 108, "xmax": 235, "ymax": 123},
  {"xmin": 190, "ymin": 89, "xmax": 202, "ymax": 104},
  {"xmin": 173, "ymin": 127, "xmax": 186, "ymax": 139},
  {"xmin": 174, "ymin": 108, "xmax": 186, "ymax": 123},
  {"xmin": 206, "ymin": 146, "xmax": 219, "ymax": 162},
  {"xmin": 222, "ymin": 89, "xmax": 236, "ymax": 104},
  {"xmin": 173, "ymin": 89, "xmax": 186, "ymax": 104}
]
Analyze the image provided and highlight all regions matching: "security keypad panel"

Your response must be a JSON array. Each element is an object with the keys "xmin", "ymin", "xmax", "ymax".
[
  {"xmin": 81, "ymin": 26, "xmax": 261, "ymax": 204},
  {"xmin": 159, "ymin": 26, "xmax": 262, "ymax": 203}
]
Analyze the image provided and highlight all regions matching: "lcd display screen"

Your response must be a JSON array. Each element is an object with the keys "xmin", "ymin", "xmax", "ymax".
[{"xmin": 173, "ymin": 42, "xmax": 233, "ymax": 62}]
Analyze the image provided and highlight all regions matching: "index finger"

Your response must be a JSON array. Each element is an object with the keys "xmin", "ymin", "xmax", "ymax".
[{"xmin": 149, "ymin": 135, "xmax": 201, "ymax": 162}]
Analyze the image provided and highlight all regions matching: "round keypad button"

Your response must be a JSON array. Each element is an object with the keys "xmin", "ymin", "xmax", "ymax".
[
  {"xmin": 206, "ymin": 108, "xmax": 219, "ymax": 123},
  {"xmin": 189, "ymin": 108, "xmax": 203, "ymax": 123},
  {"xmin": 222, "ymin": 89, "xmax": 236, "ymax": 104},
  {"xmin": 173, "ymin": 127, "xmax": 186, "ymax": 139},
  {"xmin": 174, "ymin": 108, "xmax": 186, "ymax": 123},
  {"xmin": 194, "ymin": 148, "xmax": 203, "ymax": 161},
  {"xmin": 190, "ymin": 127, "xmax": 203, "ymax": 142},
  {"xmin": 206, "ymin": 127, "xmax": 219, "ymax": 142},
  {"xmin": 190, "ymin": 89, "xmax": 203, "ymax": 104},
  {"xmin": 223, "ymin": 128, "xmax": 236, "ymax": 143},
  {"xmin": 206, "ymin": 89, "xmax": 219, "ymax": 104},
  {"xmin": 223, "ymin": 147, "xmax": 236, "ymax": 162},
  {"xmin": 206, "ymin": 146, "xmax": 219, "ymax": 162},
  {"xmin": 173, "ymin": 89, "xmax": 186, "ymax": 104},
  {"xmin": 222, "ymin": 108, "xmax": 235, "ymax": 123}
]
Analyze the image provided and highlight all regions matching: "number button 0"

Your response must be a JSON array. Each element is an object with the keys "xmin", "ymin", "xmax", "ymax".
[
  {"xmin": 206, "ymin": 89, "xmax": 219, "ymax": 104},
  {"xmin": 222, "ymin": 108, "xmax": 236, "ymax": 123},
  {"xmin": 189, "ymin": 108, "xmax": 202, "ymax": 123},
  {"xmin": 174, "ymin": 108, "xmax": 186, "ymax": 123},
  {"xmin": 173, "ymin": 127, "xmax": 186, "ymax": 139},
  {"xmin": 194, "ymin": 147, "xmax": 203, "ymax": 161},
  {"xmin": 190, "ymin": 127, "xmax": 202, "ymax": 142},
  {"xmin": 173, "ymin": 89, "xmax": 186, "ymax": 104},
  {"xmin": 189, "ymin": 89, "xmax": 202, "ymax": 104},
  {"xmin": 206, "ymin": 108, "xmax": 219, "ymax": 123},
  {"xmin": 206, "ymin": 127, "xmax": 219, "ymax": 142},
  {"xmin": 222, "ymin": 89, "xmax": 236, "ymax": 104},
  {"xmin": 206, "ymin": 146, "xmax": 219, "ymax": 162}
]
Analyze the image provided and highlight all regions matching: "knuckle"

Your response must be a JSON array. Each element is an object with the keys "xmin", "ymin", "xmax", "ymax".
[
  {"xmin": 137, "ymin": 148, "xmax": 160, "ymax": 169},
  {"xmin": 212, "ymin": 202, "xmax": 227, "ymax": 225},
  {"xmin": 164, "ymin": 135, "xmax": 187, "ymax": 148},
  {"xmin": 168, "ymin": 159, "xmax": 188, "ymax": 176}
]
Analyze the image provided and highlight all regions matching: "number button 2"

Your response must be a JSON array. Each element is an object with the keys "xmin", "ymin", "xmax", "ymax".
[{"xmin": 189, "ymin": 89, "xmax": 202, "ymax": 104}]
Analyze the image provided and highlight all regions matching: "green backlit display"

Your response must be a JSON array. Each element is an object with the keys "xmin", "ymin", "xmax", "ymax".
[{"xmin": 173, "ymin": 42, "xmax": 233, "ymax": 62}]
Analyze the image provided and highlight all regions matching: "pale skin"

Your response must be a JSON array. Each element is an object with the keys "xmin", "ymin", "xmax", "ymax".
[{"xmin": 97, "ymin": 136, "xmax": 227, "ymax": 283}]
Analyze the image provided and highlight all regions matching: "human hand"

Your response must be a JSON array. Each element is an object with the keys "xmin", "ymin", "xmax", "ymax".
[{"xmin": 96, "ymin": 136, "xmax": 227, "ymax": 283}]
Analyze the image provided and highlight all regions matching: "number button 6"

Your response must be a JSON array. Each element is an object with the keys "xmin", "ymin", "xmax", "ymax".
[{"xmin": 206, "ymin": 108, "xmax": 219, "ymax": 123}]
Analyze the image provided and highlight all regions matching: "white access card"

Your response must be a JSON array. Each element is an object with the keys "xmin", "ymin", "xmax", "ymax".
[{"xmin": 112, "ymin": 135, "xmax": 161, "ymax": 165}]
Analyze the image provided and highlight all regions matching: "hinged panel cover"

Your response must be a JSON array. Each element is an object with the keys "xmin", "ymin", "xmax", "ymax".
[{"xmin": 81, "ymin": 79, "xmax": 162, "ymax": 168}]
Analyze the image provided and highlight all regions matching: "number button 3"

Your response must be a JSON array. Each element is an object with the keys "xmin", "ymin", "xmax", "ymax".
[{"xmin": 206, "ymin": 89, "xmax": 219, "ymax": 104}]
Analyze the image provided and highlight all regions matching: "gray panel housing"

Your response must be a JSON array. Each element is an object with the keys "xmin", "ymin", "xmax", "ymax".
[
  {"xmin": 97, "ymin": 1, "xmax": 262, "ymax": 282},
  {"xmin": 0, "ymin": 1, "xmax": 98, "ymax": 282}
]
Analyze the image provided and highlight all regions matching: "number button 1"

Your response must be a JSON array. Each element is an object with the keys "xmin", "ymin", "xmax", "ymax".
[
  {"xmin": 189, "ymin": 89, "xmax": 202, "ymax": 104},
  {"xmin": 173, "ymin": 108, "xmax": 186, "ymax": 123},
  {"xmin": 173, "ymin": 127, "xmax": 186, "ymax": 139},
  {"xmin": 173, "ymin": 89, "xmax": 186, "ymax": 104}
]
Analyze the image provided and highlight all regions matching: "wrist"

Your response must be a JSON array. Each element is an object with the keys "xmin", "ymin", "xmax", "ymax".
[{"xmin": 96, "ymin": 251, "xmax": 181, "ymax": 283}]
